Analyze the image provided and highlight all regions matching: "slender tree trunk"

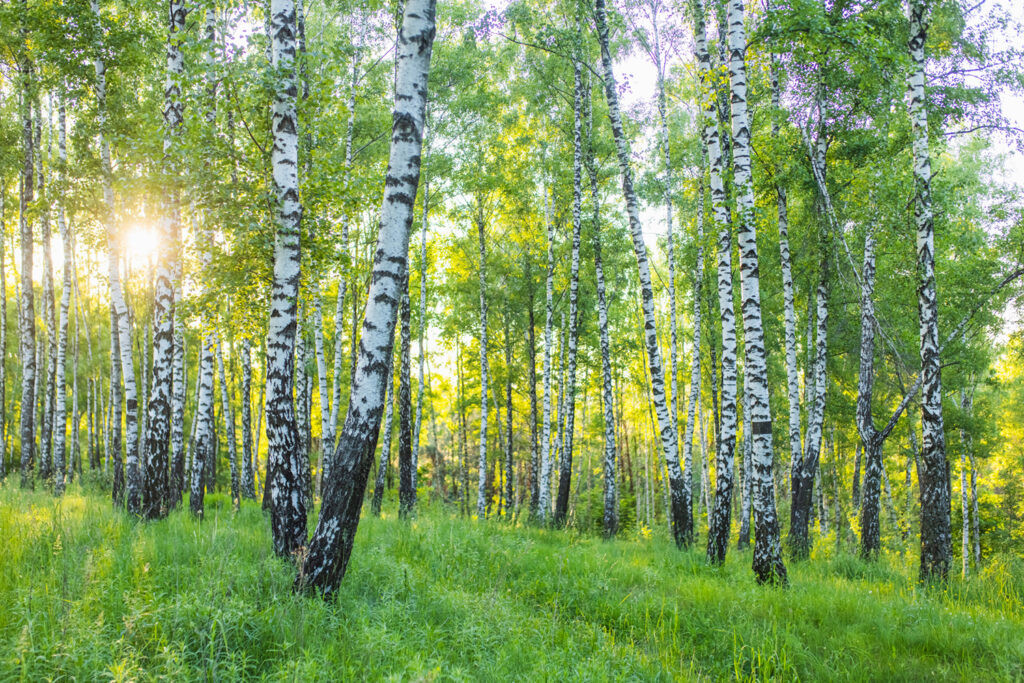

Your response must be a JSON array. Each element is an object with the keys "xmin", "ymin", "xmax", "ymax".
[
  {"xmin": 907, "ymin": 0, "xmax": 951, "ymax": 582},
  {"xmin": 38, "ymin": 102, "xmax": 56, "ymax": 487},
  {"xmin": 475, "ymin": 214, "xmax": 490, "ymax": 518},
  {"xmin": 969, "ymin": 449, "xmax": 980, "ymax": 566},
  {"xmin": 412, "ymin": 177, "xmax": 429, "ymax": 496},
  {"xmin": 554, "ymin": 57, "xmax": 584, "ymax": 527},
  {"xmin": 789, "ymin": 260, "xmax": 829, "ymax": 559},
  {"xmin": 526, "ymin": 264, "xmax": 540, "ymax": 517},
  {"xmin": 297, "ymin": 0, "xmax": 435, "ymax": 596},
  {"xmin": 241, "ymin": 340, "xmax": 256, "ymax": 499},
  {"xmin": 738, "ymin": 376, "xmax": 753, "ymax": 549},
  {"xmin": 52, "ymin": 98, "xmax": 72, "ymax": 496},
  {"xmin": 18, "ymin": 57, "xmax": 36, "ymax": 488},
  {"xmin": 109, "ymin": 303, "xmax": 124, "ymax": 505},
  {"xmin": 596, "ymin": 0, "xmax": 685, "ymax": 547},
  {"xmin": 503, "ymin": 315, "xmax": 514, "ymax": 516},
  {"xmin": 371, "ymin": 361, "xmax": 394, "ymax": 516},
  {"xmin": 858, "ymin": 226, "xmax": 883, "ymax": 558},
  {"xmin": 265, "ymin": 0, "xmax": 308, "ymax": 557},
  {"xmin": 584, "ymin": 87, "xmax": 618, "ymax": 539},
  {"xmin": 852, "ymin": 442, "xmax": 862, "ymax": 509},
  {"xmin": 398, "ymin": 289, "xmax": 415, "ymax": 517},
  {"xmin": 217, "ymin": 342, "xmax": 239, "ymax": 508},
  {"xmin": 538, "ymin": 193, "xmax": 555, "ymax": 522},
  {"xmin": 959, "ymin": 388, "xmax": 972, "ymax": 578},
  {"xmin": 141, "ymin": 0, "xmax": 185, "ymax": 519},
  {"xmin": 725, "ymin": 0, "xmax": 787, "ymax": 583},
  {"xmin": 0, "ymin": 188, "xmax": 6, "ymax": 481},
  {"xmin": 191, "ymin": 339, "xmax": 215, "ymax": 517},
  {"xmin": 693, "ymin": 0, "xmax": 736, "ymax": 565}
]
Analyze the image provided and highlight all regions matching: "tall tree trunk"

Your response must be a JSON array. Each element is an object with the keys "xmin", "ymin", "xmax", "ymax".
[
  {"xmin": 907, "ymin": 0, "xmax": 951, "ymax": 583},
  {"xmin": 584, "ymin": 84, "xmax": 618, "ymax": 539},
  {"xmin": 52, "ymin": 98, "xmax": 72, "ymax": 496},
  {"xmin": 738, "ymin": 376, "xmax": 753, "ymax": 549},
  {"xmin": 595, "ymin": 0, "xmax": 685, "ymax": 547},
  {"xmin": 141, "ymin": 0, "xmax": 185, "ymax": 519},
  {"xmin": 475, "ymin": 214, "xmax": 490, "ymax": 518},
  {"xmin": 38, "ymin": 102, "xmax": 56, "ymax": 486},
  {"xmin": 726, "ymin": 0, "xmax": 787, "ymax": 583},
  {"xmin": 241, "ymin": 340, "xmax": 256, "ymax": 499},
  {"xmin": 693, "ymin": 0, "xmax": 737, "ymax": 565},
  {"xmin": 371, "ymin": 361, "xmax": 395, "ymax": 516},
  {"xmin": 265, "ymin": 0, "xmax": 308, "ymax": 557},
  {"xmin": 398, "ymin": 289, "xmax": 415, "ymax": 517},
  {"xmin": 789, "ymin": 260, "xmax": 829, "ymax": 559},
  {"xmin": 412, "ymin": 176, "xmax": 429, "ymax": 496},
  {"xmin": 503, "ymin": 314, "xmax": 514, "ymax": 516},
  {"xmin": 969, "ymin": 449, "xmax": 980, "ymax": 566},
  {"xmin": 297, "ymin": 0, "xmax": 435, "ymax": 596},
  {"xmin": 109, "ymin": 303, "xmax": 124, "ymax": 505},
  {"xmin": 191, "ymin": 338, "xmax": 215, "ymax": 517},
  {"xmin": 218, "ymin": 342, "xmax": 239, "ymax": 508},
  {"xmin": 959, "ymin": 388, "xmax": 972, "ymax": 578},
  {"xmin": 0, "ymin": 186, "xmax": 6, "ymax": 481},
  {"xmin": 681, "ymin": 175, "xmax": 705, "ymax": 546},
  {"xmin": 852, "ymin": 442, "xmax": 862, "ymax": 509},
  {"xmin": 554, "ymin": 56, "xmax": 584, "ymax": 528},
  {"xmin": 538, "ymin": 192, "xmax": 555, "ymax": 522},
  {"xmin": 858, "ymin": 226, "xmax": 884, "ymax": 558},
  {"xmin": 18, "ymin": 55, "xmax": 35, "ymax": 488},
  {"xmin": 526, "ymin": 261, "xmax": 540, "ymax": 517}
]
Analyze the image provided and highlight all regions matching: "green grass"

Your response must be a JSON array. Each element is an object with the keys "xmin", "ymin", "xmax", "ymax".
[{"xmin": 1, "ymin": 483, "xmax": 1022, "ymax": 681}]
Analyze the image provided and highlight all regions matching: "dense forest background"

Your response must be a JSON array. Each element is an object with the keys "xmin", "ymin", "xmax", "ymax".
[{"xmin": 2, "ymin": 0, "xmax": 1024, "ymax": 600}]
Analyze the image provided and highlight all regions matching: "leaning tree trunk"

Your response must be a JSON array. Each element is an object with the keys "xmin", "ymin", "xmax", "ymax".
[
  {"xmin": 265, "ymin": 0, "xmax": 308, "ymax": 557},
  {"xmin": 371, "ymin": 361, "xmax": 395, "ymax": 516},
  {"xmin": 296, "ymin": 0, "xmax": 436, "ymax": 597},
  {"xmin": 475, "ymin": 215, "xmax": 490, "ymax": 518},
  {"xmin": 553, "ymin": 57, "xmax": 584, "ymax": 528},
  {"xmin": 585, "ymin": 83, "xmax": 618, "ymax": 539},
  {"xmin": 18, "ymin": 61, "xmax": 35, "ymax": 488},
  {"xmin": 651, "ymin": 9, "xmax": 684, "ymax": 536},
  {"xmin": 398, "ymin": 289, "xmax": 415, "ymax": 517},
  {"xmin": 693, "ymin": 0, "xmax": 736, "ymax": 565},
  {"xmin": 596, "ymin": 0, "xmax": 686, "ymax": 547},
  {"xmin": 52, "ymin": 98, "xmax": 72, "ymax": 496},
  {"xmin": 141, "ymin": 0, "xmax": 185, "ymax": 519},
  {"xmin": 907, "ymin": 0, "xmax": 951, "ymax": 583},
  {"xmin": 726, "ymin": 0, "xmax": 787, "ymax": 584}
]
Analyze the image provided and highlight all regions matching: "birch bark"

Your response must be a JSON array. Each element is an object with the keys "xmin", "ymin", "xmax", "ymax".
[{"xmin": 298, "ymin": 0, "xmax": 435, "ymax": 595}]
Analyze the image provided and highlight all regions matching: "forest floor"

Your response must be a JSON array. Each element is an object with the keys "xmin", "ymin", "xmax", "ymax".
[{"xmin": 1, "ymin": 484, "xmax": 1022, "ymax": 681}]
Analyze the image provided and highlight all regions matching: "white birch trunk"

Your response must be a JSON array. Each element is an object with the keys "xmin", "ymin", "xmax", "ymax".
[
  {"xmin": 475, "ymin": 215, "xmax": 489, "ymax": 518},
  {"xmin": 907, "ymin": 0, "xmax": 951, "ymax": 582},
  {"xmin": 595, "ymin": 0, "xmax": 685, "ymax": 546},
  {"xmin": 52, "ymin": 98, "xmax": 71, "ymax": 496},
  {"xmin": 726, "ymin": 0, "xmax": 787, "ymax": 583},
  {"xmin": 298, "ymin": 0, "xmax": 436, "ymax": 596},
  {"xmin": 265, "ymin": 0, "xmax": 308, "ymax": 556},
  {"xmin": 538, "ymin": 190, "xmax": 554, "ymax": 522}
]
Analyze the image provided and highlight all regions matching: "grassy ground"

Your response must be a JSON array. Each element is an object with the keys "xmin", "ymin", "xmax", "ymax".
[{"xmin": 1, "ymin": 484, "xmax": 1022, "ymax": 681}]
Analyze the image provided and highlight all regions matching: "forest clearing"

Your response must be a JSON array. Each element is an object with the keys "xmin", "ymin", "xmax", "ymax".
[{"xmin": 2, "ymin": 0, "xmax": 1024, "ymax": 677}]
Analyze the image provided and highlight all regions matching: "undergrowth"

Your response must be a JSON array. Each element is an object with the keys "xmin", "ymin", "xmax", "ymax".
[{"xmin": 0, "ymin": 483, "xmax": 1021, "ymax": 681}]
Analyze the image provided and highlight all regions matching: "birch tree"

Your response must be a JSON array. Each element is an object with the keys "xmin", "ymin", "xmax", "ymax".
[
  {"xmin": 52, "ymin": 98, "xmax": 71, "ymax": 496},
  {"xmin": 265, "ymin": 0, "xmax": 308, "ymax": 556},
  {"xmin": 297, "ymin": 0, "xmax": 436, "ymax": 596},
  {"xmin": 726, "ymin": 0, "xmax": 787, "ymax": 583},
  {"xmin": 907, "ymin": 0, "xmax": 952, "ymax": 583},
  {"xmin": 595, "ymin": 0, "xmax": 687, "ymax": 547}
]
